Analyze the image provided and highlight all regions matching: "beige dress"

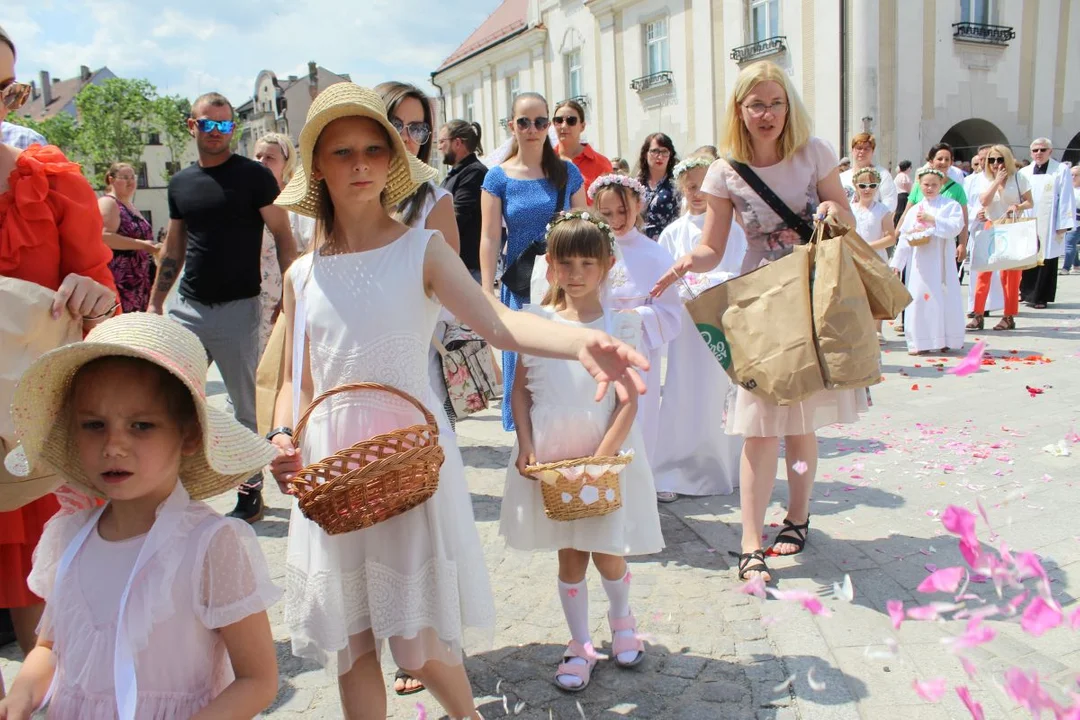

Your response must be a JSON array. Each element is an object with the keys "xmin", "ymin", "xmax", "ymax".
[{"xmin": 701, "ymin": 137, "xmax": 869, "ymax": 438}]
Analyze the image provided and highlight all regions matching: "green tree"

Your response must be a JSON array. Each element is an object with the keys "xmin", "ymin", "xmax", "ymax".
[
  {"xmin": 152, "ymin": 94, "xmax": 192, "ymax": 182},
  {"xmin": 6, "ymin": 113, "xmax": 82, "ymax": 160},
  {"xmin": 75, "ymin": 77, "xmax": 156, "ymax": 187}
]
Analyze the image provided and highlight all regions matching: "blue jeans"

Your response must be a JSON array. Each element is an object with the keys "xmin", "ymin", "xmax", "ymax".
[{"xmin": 1064, "ymin": 227, "xmax": 1080, "ymax": 272}]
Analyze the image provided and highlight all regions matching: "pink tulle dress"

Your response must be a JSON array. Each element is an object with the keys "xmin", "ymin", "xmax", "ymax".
[{"xmin": 28, "ymin": 483, "xmax": 281, "ymax": 719}]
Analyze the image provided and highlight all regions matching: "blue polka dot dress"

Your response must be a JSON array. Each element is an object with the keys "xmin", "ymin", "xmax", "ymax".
[{"xmin": 481, "ymin": 161, "xmax": 583, "ymax": 430}]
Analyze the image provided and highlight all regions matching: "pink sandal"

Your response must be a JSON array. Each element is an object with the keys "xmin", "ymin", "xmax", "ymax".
[
  {"xmin": 609, "ymin": 611, "xmax": 645, "ymax": 668},
  {"xmin": 554, "ymin": 640, "xmax": 598, "ymax": 692}
]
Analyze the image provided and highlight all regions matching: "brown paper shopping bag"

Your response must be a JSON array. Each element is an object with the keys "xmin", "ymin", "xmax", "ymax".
[
  {"xmin": 256, "ymin": 315, "xmax": 286, "ymax": 437},
  {"xmin": 825, "ymin": 220, "xmax": 912, "ymax": 320},
  {"xmin": 687, "ymin": 246, "xmax": 825, "ymax": 405},
  {"xmin": 810, "ymin": 229, "xmax": 882, "ymax": 390}
]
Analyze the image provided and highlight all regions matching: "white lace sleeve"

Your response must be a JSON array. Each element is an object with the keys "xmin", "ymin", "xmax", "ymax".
[
  {"xmin": 193, "ymin": 518, "xmax": 282, "ymax": 629},
  {"xmin": 27, "ymin": 509, "xmax": 95, "ymax": 640}
]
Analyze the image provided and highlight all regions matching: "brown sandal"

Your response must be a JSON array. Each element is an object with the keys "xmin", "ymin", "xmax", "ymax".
[
  {"xmin": 966, "ymin": 316, "xmax": 984, "ymax": 331},
  {"xmin": 993, "ymin": 316, "xmax": 1015, "ymax": 331}
]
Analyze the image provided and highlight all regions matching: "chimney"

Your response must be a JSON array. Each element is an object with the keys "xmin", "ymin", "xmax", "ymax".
[
  {"xmin": 288, "ymin": 75, "xmax": 297, "ymax": 83},
  {"xmin": 308, "ymin": 61, "xmax": 318, "ymax": 101},
  {"xmin": 29, "ymin": 80, "xmax": 38, "ymax": 101},
  {"xmin": 80, "ymin": 65, "xmax": 91, "ymax": 81},
  {"xmin": 40, "ymin": 71, "xmax": 52, "ymax": 106}
]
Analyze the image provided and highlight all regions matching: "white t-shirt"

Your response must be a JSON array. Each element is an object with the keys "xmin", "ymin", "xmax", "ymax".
[{"xmin": 967, "ymin": 171, "xmax": 1031, "ymax": 221}]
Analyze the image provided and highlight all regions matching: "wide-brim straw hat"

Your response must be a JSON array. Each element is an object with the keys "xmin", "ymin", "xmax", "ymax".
[
  {"xmin": 275, "ymin": 82, "xmax": 438, "ymax": 218},
  {"xmin": 3, "ymin": 313, "xmax": 277, "ymax": 502}
]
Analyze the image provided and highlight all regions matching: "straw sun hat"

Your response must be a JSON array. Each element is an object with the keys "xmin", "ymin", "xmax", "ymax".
[
  {"xmin": 2, "ymin": 313, "xmax": 277, "ymax": 502},
  {"xmin": 275, "ymin": 82, "xmax": 438, "ymax": 218}
]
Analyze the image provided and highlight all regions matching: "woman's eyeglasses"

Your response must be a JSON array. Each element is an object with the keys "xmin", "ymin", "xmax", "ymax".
[
  {"xmin": 742, "ymin": 101, "xmax": 788, "ymax": 118},
  {"xmin": 552, "ymin": 115, "xmax": 580, "ymax": 127},
  {"xmin": 856, "ymin": 183, "xmax": 879, "ymax": 190},
  {"xmin": 390, "ymin": 119, "xmax": 431, "ymax": 145},
  {"xmin": 514, "ymin": 116, "xmax": 550, "ymax": 132},
  {"xmin": 648, "ymin": 148, "xmax": 671, "ymax": 157},
  {"xmin": 1, "ymin": 80, "xmax": 31, "ymax": 111}
]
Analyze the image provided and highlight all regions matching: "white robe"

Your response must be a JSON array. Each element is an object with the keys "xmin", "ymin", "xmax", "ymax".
[
  {"xmin": 890, "ymin": 196, "xmax": 967, "ymax": 353},
  {"xmin": 841, "ymin": 165, "xmax": 899, "ymax": 213},
  {"xmin": 1019, "ymin": 160, "xmax": 1077, "ymax": 261},
  {"xmin": 652, "ymin": 213, "xmax": 744, "ymax": 496}
]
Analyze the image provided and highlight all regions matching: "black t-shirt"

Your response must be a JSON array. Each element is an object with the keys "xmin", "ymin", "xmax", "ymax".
[
  {"xmin": 441, "ymin": 153, "xmax": 488, "ymax": 271},
  {"xmin": 167, "ymin": 154, "xmax": 280, "ymax": 303}
]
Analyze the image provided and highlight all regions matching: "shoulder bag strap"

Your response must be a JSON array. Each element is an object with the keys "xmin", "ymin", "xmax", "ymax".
[{"xmin": 729, "ymin": 160, "xmax": 814, "ymax": 242}]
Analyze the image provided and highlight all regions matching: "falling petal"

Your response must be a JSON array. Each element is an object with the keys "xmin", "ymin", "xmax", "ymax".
[
  {"xmin": 1020, "ymin": 597, "xmax": 1063, "ymax": 637},
  {"xmin": 576, "ymin": 700, "xmax": 586, "ymax": 719},
  {"xmin": 956, "ymin": 686, "xmax": 986, "ymax": 720},
  {"xmin": 739, "ymin": 573, "xmax": 768, "ymax": 599},
  {"xmin": 496, "ymin": 679, "xmax": 502, "ymax": 694},
  {"xmin": 415, "ymin": 703, "xmax": 428, "ymax": 720},
  {"xmin": 1070, "ymin": 607, "xmax": 1080, "ymax": 630},
  {"xmin": 917, "ymin": 567, "xmax": 966, "ymax": 594},
  {"xmin": 912, "ymin": 677, "xmax": 947, "ymax": 702},
  {"xmin": 947, "ymin": 619, "xmax": 996, "ymax": 651},
  {"xmin": 959, "ymin": 656, "xmax": 978, "ymax": 679},
  {"xmin": 514, "ymin": 700, "xmax": 526, "ymax": 715},
  {"xmin": 773, "ymin": 674, "xmax": 796, "ymax": 693},
  {"xmin": 792, "ymin": 460, "xmax": 809, "ymax": 475},
  {"xmin": 832, "ymin": 574, "xmax": 854, "ymax": 602},
  {"xmin": 502, "ymin": 695, "xmax": 509, "ymax": 715},
  {"xmin": 807, "ymin": 667, "xmax": 827, "ymax": 691},
  {"xmin": 887, "ymin": 600, "xmax": 904, "ymax": 629}
]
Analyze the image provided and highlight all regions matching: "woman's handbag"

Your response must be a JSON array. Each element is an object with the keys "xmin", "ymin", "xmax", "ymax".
[
  {"xmin": 970, "ymin": 216, "xmax": 1039, "ymax": 272},
  {"xmin": 500, "ymin": 181, "xmax": 567, "ymax": 298},
  {"xmin": 434, "ymin": 322, "xmax": 500, "ymax": 418}
]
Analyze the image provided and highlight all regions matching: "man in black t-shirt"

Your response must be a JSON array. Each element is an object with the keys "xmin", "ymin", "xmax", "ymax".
[
  {"xmin": 437, "ymin": 120, "xmax": 488, "ymax": 280},
  {"xmin": 148, "ymin": 91, "xmax": 296, "ymax": 523}
]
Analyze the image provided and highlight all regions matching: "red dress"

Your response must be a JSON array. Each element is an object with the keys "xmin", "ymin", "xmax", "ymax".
[{"xmin": 0, "ymin": 144, "xmax": 117, "ymax": 607}]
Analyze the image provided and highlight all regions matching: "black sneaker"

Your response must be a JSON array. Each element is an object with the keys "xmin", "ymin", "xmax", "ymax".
[{"xmin": 227, "ymin": 489, "xmax": 264, "ymax": 524}]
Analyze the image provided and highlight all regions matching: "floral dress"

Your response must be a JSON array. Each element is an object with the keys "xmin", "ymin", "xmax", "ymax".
[
  {"xmin": 107, "ymin": 202, "xmax": 154, "ymax": 313},
  {"xmin": 642, "ymin": 175, "xmax": 681, "ymax": 240}
]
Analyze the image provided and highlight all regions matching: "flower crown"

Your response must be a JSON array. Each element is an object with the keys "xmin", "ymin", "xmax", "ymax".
[
  {"xmin": 587, "ymin": 173, "xmax": 647, "ymax": 202},
  {"xmin": 851, "ymin": 166, "xmax": 882, "ymax": 184},
  {"xmin": 545, "ymin": 210, "xmax": 617, "ymax": 249},
  {"xmin": 673, "ymin": 156, "xmax": 712, "ymax": 180},
  {"xmin": 917, "ymin": 167, "xmax": 946, "ymax": 181}
]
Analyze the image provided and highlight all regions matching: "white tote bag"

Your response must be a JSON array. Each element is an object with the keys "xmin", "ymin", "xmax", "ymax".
[{"xmin": 970, "ymin": 218, "xmax": 1039, "ymax": 272}]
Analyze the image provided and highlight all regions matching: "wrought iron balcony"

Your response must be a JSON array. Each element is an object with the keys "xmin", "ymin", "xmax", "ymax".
[
  {"xmin": 630, "ymin": 71, "xmax": 673, "ymax": 92},
  {"xmin": 561, "ymin": 95, "xmax": 589, "ymax": 107},
  {"xmin": 952, "ymin": 22, "xmax": 1015, "ymax": 45},
  {"xmin": 730, "ymin": 36, "xmax": 788, "ymax": 63}
]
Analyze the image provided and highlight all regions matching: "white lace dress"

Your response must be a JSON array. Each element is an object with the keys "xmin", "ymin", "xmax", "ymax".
[{"xmin": 284, "ymin": 229, "xmax": 495, "ymax": 675}]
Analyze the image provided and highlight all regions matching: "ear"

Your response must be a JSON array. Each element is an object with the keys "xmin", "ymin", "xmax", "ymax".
[
  {"xmin": 180, "ymin": 420, "xmax": 202, "ymax": 458},
  {"xmin": 186, "ymin": 117, "xmax": 197, "ymax": 138}
]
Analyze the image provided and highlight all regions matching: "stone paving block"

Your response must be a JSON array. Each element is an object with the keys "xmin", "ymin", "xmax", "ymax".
[
  {"xmin": 661, "ymin": 653, "xmax": 709, "ymax": 679},
  {"xmin": 267, "ymin": 686, "xmax": 314, "ymax": 714},
  {"xmin": 757, "ymin": 708, "xmax": 799, "ymax": 720},
  {"xmin": 701, "ymin": 678, "xmax": 750, "ymax": 703}
]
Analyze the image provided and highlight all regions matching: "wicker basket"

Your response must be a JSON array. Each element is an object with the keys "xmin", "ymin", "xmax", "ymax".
[
  {"xmin": 525, "ymin": 453, "xmax": 633, "ymax": 522},
  {"xmin": 286, "ymin": 383, "xmax": 444, "ymax": 535}
]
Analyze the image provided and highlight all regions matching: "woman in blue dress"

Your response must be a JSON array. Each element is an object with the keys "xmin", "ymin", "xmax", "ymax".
[{"xmin": 480, "ymin": 92, "xmax": 586, "ymax": 430}]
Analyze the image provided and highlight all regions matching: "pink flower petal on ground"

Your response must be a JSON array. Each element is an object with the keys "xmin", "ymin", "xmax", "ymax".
[
  {"xmin": 887, "ymin": 600, "xmax": 905, "ymax": 629},
  {"xmin": 913, "ymin": 677, "xmax": 947, "ymax": 702},
  {"xmin": 415, "ymin": 702, "xmax": 428, "ymax": 720},
  {"xmin": 792, "ymin": 460, "xmax": 809, "ymax": 475},
  {"xmin": 739, "ymin": 573, "xmax": 768, "ymax": 599},
  {"xmin": 917, "ymin": 567, "xmax": 966, "ymax": 594},
  {"xmin": 956, "ymin": 686, "xmax": 986, "ymax": 720},
  {"xmin": 1020, "ymin": 597, "xmax": 1063, "ymax": 637},
  {"xmin": 948, "ymin": 341, "xmax": 986, "ymax": 377},
  {"xmin": 766, "ymin": 588, "xmax": 832, "ymax": 616}
]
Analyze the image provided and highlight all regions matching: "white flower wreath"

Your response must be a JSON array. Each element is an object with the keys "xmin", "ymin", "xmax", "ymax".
[
  {"xmin": 586, "ymin": 173, "xmax": 647, "ymax": 202},
  {"xmin": 673, "ymin": 156, "xmax": 713, "ymax": 180},
  {"xmin": 545, "ymin": 210, "xmax": 618, "ymax": 249}
]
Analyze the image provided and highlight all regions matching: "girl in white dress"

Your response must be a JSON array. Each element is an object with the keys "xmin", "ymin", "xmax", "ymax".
[
  {"xmin": 267, "ymin": 84, "xmax": 649, "ymax": 720},
  {"xmin": 890, "ymin": 168, "xmax": 967, "ymax": 355},
  {"xmin": 652, "ymin": 157, "xmax": 745, "ymax": 500},
  {"xmin": 849, "ymin": 166, "xmax": 897, "ymax": 341},
  {"xmin": 589, "ymin": 176, "xmax": 684, "ymax": 472},
  {"xmin": 501, "ymin": 212, "xmax": 663, "ymax": 691},
  {"xmin": 0, "ymin": 314, "xmax": 280, "ymax": 720}
]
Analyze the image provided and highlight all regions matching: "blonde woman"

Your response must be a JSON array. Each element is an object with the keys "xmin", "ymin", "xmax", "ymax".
[
  {"xmin": 652, "ymin": 60, "xmax": 861, "ymax": 583},
  {"xmin": 966, "ymin": 144, "xmax": 1033, "ymax": 331},
  {"xmin": 253, "ymin": 132, "xmax": 313, "ymax": 354},
  {"xmin": 98, "ymin": 162, "xmax": 157, "ymax": 312}
]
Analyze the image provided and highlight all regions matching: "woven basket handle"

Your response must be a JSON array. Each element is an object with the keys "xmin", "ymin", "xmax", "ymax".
[{"xmin": 293, "ymin": 382, "xmax": 437, "ymax": 444}]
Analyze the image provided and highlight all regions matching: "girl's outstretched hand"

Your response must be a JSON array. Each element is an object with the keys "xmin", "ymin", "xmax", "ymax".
[
  {"xmin": 576, "ymin": 330, "xmax": 649, "ymax": 403},
  {"xmin": 651, "ymin": 254, "xmax": 694, "ymax": 298},
  {"xmin": 269, "ymin": 434, "xmax": 303, "ymax": 495}
]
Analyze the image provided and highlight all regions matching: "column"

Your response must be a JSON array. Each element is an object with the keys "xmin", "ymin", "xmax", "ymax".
[{"xmin": 597, "ymin": 11, "xmax": 621, "ymax": 156}]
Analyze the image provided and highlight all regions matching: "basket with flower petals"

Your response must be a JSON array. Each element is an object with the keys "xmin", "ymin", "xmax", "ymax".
[{"xmin": 525, "ymin": 451, "xmax": 634, "ymax": 521}]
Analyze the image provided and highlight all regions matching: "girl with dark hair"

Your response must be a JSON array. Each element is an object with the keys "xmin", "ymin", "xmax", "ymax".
[
  {"xmin": 553, "ymin": 100, "xmax": 612, "ymax": 204},
  {"xmin": 635, "ymin": 132, "xmax": 680, "ymax": 239},
  {"xmin": 480, "ymin": 91, "xmax": 587, "ymax": 430}
]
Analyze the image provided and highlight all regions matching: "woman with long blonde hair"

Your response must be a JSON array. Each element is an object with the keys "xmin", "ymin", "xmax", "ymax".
[{"xmin": 652, "ymin": 60, "xmax": 861, "ymax": 583}]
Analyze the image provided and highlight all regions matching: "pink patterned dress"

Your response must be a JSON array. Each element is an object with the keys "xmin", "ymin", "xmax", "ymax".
[{"xmin": 107, "ymin": 202, "xmax": 154, "ymax": 313}]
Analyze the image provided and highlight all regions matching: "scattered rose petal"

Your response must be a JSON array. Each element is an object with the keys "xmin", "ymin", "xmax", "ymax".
[
  {"xmin": 956, "ymin": 686, "xmax": 985, "ymax": 720},
  {"xmin": 948, "ymin": 341, "xmax": 986, "ymax": 377},
  {"xmin": 416, "ymin": 702, "xmax": 428, "ymax": 720},
  {"xmin": 1070, "ymin": 607, "xmax": 1080, "ymax": 631},
  {"xmin": 832, "ymin": 574, "xmax": 854, "ymax": 603},
  {"xmin": 959, "ymin": 656, "xmax": 978, "ymax": 679},
  {"xmin": 887, "ymin": 600, "xmax": 904, "ymax": 629},
  {"xmin": 948, "ymin": 619, "xmax": 996, "ymax": 651},
  {"xmin": 911, "ymin": 383, "xmax": 920, "ymax": 390},
  {"xmin": 766, "ymin": 588, "xmax": 832, "ymax": 616},
  {"xmin": 1020, "ymin": 597, "xmax": 1063, "ymax": 637},
  {"xmin": 918, "ymin": 567, "xmax": 966, "ymax": 594},
  {"xmin": 792, "ymin": 460, "xmax": 809, "ymax": 475},
  {"xmin": 739, "ymin": 573, "xmax": 767, "ymax": 599},
  {"xmin": 913, "ymin": 677, "xmax": 947, "ymax": 702}
]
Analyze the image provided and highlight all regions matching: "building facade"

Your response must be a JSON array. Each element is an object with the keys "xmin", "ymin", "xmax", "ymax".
[{"xmin": 432, "ymin": 0, "xmax": 1080, "ymax": 170}]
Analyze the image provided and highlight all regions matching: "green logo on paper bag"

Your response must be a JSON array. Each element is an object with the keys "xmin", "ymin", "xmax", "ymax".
[{"xmin": 696, "ymin": 323, "xmax": 732, "ymax": 370}]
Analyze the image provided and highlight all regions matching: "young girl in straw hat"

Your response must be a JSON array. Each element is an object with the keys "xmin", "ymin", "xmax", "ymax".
[
  {"xmin": 0, "ymin": 312, "xmax": 281, "ymax": 720},
  {"xmin": 500, "ymin": 212, "xmax": 663, "ymax": 692},
  {"xmin": 267, "ymin": 83, "xmax": 648, "ymax": 720}
]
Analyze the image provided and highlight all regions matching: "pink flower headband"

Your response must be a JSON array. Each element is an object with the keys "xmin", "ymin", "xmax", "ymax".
[{"xmin": 588, "ymin": 173, "xmax": 646, "ymax": 202}]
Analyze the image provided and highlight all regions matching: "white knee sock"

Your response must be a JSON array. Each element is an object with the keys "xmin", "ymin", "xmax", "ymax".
[
  {"xmin": 557, "ymin": 579, "xmax": 591, "ymax": 688},
  {"xmin": 601, "ymin": 570, "xmax": 638, "ymax": 664}
]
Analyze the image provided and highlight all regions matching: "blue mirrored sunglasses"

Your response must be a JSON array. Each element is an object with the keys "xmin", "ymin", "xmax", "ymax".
[{"xmin": 195, "ymin": 118, "xmax": 235, "ymax": 134}]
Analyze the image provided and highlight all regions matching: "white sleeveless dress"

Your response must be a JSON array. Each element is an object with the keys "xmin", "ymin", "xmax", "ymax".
[{"xmin": 283, "ymin": 229, "xmax": 495, "ymax": 675}]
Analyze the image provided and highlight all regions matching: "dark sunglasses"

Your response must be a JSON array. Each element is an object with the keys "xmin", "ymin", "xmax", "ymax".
[
  {"xmin": 390, "ymin": 118, "xmax": 431, "ymax": 145},
  {"xmin": 1, "ymin": 80, "xmax": 31, "ymax": 111},
  {"xmin": 514, "ymin": 116, "xmax": 550, "ymax": 131},
  {"xmin": 195, "ymin": 118, "xmax": 235, "ymax": 134},
  {"xmin": 987, "ymin": 157, "xmax": 1005, "ymax": 165},
  {"xmin": 856, "ymin": 183, "xmax": 879, "ymax": 190},
  {"xmin": 552, "ymin": 115, "xmax": 580, "ymax": 127}
]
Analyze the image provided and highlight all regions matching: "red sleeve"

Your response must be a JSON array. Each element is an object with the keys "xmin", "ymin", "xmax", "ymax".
[{"xmin": 48, "ymin": 171, "xmax": 118, "ymax": 298}]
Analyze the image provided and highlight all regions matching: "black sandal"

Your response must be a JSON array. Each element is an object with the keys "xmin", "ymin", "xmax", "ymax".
[
  {"xmin": 768, "ymin": 517, "xmax": 811, "ymax": 556},
  {"xmin": 394, "ymin": 669, "xmax": 425, "ymax": 696},
  {"xmin": 736, "ymin": 549, "xmax": 771, "ymax": 581}
]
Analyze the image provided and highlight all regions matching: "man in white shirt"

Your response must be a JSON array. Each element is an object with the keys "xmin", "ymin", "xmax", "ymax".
[
  {"xmin": 1018, "ymin": 138, "xmax": 1077, "ymax": 306},
  {"xmin": 840, "ymin": 132, "xmax": 898, "ymax": 212}
]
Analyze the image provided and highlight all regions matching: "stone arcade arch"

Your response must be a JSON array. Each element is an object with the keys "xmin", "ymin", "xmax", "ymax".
[
  {"xmin": 939, "ymin": 119, "xmax": 1010, "ymax": 161},
  {"xmin": 1063, "ymin": 131, "xmax": 1080, "ymax": 166}
]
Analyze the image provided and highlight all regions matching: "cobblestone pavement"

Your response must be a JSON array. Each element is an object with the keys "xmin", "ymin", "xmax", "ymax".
[{"xmin": 3, "ymin": 278, "xmax": 1079, "ymax": 719}]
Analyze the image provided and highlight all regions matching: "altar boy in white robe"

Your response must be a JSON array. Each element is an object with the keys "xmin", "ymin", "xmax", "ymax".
[
  {"xmin": 890, "ymin": 168, "xmax": 967, "ymax": 355},
  {"xmin": 1018, "ymin": 138, "xmax": 1077, "ymax": 308},
  {"xmin": 653, "ymin": 156, "xmax": 745, "ymax": 500}
]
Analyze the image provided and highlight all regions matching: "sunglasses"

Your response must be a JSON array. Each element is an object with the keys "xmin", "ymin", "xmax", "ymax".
[
  {"xmin": 390, "ymin": 118, "xmax": 431, "ymax": 145},
  {"xmin": 514, "ymin": 116, "xmax": 550, "ymax": 131},
  {"xmin": 1, "ymin": 80, "xmax": 31, "ymax": 111},
  {"xmin": 1031, "ymin": 148, "xmax": 1050, "ymax": 153},
  {"xmin": 856, "ymin": 183, "xmax": 879, "ymax": 189},
  {"xmin": 987, "ymin": 157, "xmax": 1005, "ymax": 165},
  {"xmin": 195, "ymin": 118, "xmax": 235, "ymax": 134},
  {"xmin": 553, "ymin": 115, "xmax": 580, "ymax": 127}
]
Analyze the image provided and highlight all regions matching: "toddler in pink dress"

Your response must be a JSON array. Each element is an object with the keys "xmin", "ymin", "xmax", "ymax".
[{"xmin": 0, "ymin": 313, "xmax": 281, "ymax": 720}]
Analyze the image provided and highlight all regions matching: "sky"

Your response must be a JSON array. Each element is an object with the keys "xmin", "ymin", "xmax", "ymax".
[{"xmin": 4, "ymin": 0, "xmax": 504, "ymax": 103}]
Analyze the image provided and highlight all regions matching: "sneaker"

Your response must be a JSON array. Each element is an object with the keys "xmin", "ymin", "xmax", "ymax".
[{"xmin": 227, "ymin": 489, "xmax": 264, "ymax": 524}]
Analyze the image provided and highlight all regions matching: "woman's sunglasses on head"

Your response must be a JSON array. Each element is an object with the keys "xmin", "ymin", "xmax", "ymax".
[
  {"xmin": 195, "ymin": 118, "xmax": 235, "ymax": 134},
  {"xmin": 390, "ymin": 118, "xmax": 431, "ymax": 145},
  {"xmin": 1, "ymin": 80, "xmax": 31, "ymax": 111}
]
